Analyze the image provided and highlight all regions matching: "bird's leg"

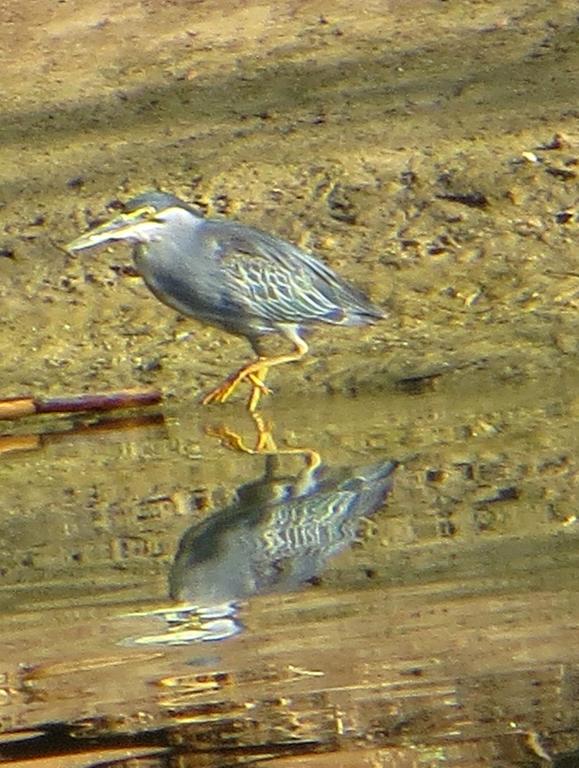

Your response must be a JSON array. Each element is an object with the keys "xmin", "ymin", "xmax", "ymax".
[
  {"xmin": 201, "ymin": 360, "xmax": 271, "ymax": 409},
  {"xmin": 247, "ymin": 364, "xmax": 270, "ymax": 413},
  {"xmin": 202, "ymin": 334, "xmax": 309, "ymax": 412},
  {"xmin": 206, "ymin": 411, "xmax": 320, "ymax": 467},
  {"xmin": 204, "ymin": 411, "xmax": 275, "ymax": 455},
  {"xmin": 205, "ymin": 424, "xmax": 256, "ymax": 454},
  {"xmin": 251, "ymin": 410, "xmax": 277, "ymax": 452},
  {"xmin": 250, "ymin": 412, "xmax": 321, "ymax": 467}
]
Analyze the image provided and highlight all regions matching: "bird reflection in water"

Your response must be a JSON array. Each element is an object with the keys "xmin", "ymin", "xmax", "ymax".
[
  {"xmin": 206, "ymin": 408, "xmax": 322, "ymax": 468},
  {"xmin": 125, "ymin": 430, "xmax": 396, "ymax": 645}
]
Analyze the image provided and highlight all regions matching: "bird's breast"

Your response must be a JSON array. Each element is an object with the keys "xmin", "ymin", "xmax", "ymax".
[{"xmin": 133, "ymin": 242, "xmax": 261, "ymax": 336}]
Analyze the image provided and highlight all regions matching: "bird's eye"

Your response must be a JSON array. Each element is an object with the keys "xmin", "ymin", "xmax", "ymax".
[{"xmin": 124, "ymin": 204, "xmax": 159, "ymax": 220}]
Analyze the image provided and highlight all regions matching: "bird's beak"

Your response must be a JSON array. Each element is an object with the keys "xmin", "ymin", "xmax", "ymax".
[{"xmin": 65, "ymin": 205, "xmax": 159, "ymax": 253}]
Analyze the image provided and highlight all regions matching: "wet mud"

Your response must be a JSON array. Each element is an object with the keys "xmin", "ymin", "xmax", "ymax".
[{"xmin": 0, "ymin": 0, "xmax": 578, "ymax": 766}]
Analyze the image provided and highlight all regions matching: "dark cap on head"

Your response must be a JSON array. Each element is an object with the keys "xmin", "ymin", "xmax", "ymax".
[{"xmin": 125, "ymin": 190, "xmax": 202, "ymax": 217}]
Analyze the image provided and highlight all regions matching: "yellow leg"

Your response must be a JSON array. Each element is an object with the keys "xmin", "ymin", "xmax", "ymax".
[
  {"xmin": 201, "ymin": 361, "xmax": 270, "ymax": 409},
  {"xmin": 206, "ymin": 410, "xmax": 320, "ymax": 467},
  {"xmin": 248, "ymin": 364, "xmax": 270, "ymax": 413},
  {"xmin": 202, "ymin": 334, "xmax": 309, "ymax": 412},
  {"xmin": 251, "ymin": 410, "xmax": 277, "ymax": 452},
  {"xmin": 205, "ymin": 411, "xmax": 277, "ymax": 455}
]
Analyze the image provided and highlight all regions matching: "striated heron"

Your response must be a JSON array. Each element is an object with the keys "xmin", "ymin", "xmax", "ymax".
[
  {"xmin": 170, "ymin": 455, "xmax": 397, "ymax": 611},
  {"xmin": 66, "ymin": 191, "xmax": 384, "ymax": 410}
]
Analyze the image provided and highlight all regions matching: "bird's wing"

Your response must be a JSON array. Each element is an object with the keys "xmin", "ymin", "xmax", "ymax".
[{"xmin": 214, "ymin": 224, "xmax": 380, "ymax": 325}]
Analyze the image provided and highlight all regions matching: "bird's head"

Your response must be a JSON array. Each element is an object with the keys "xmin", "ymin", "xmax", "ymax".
[{"xmin": 65, "ymin": 191, "xmax": 203, "ymax": 253}]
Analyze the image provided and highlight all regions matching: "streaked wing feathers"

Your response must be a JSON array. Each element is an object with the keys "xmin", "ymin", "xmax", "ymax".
[
  {"xmin": 224, "ymin": 253, "xmax": 343, "ymax": 323},
  {"xmin": 216, "ymin": 225, "xmax": 381, "ymax": 325}
]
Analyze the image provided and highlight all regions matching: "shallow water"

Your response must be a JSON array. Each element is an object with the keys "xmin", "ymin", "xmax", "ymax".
[
  {"xmin": 1, "ymin": 0, "xmax": 578, "ymax": 766},
  {"xmin": 1, "ymin": 379, "xmax": 578, "ymax": 766}
]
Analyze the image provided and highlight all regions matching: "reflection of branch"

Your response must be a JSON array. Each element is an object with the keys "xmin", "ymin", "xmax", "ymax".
[
  {"xmin": 0, "ymin": 388, "xmax": 162, "ymax": 421},
  {"xmin": 0, "ymin": 413, "xmax": 165, "ymax": 456}
]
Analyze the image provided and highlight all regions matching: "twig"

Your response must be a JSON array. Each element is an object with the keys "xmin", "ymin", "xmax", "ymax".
[{"xmin": 0, "ymin": 388, "xmax": 162, "ymax": 421}]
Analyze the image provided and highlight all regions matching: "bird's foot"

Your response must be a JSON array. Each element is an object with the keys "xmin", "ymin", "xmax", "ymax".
[
  {"xmin": 205, "ymin": 424, "xmax": 256, "ymax": 454},
  {"xmin": 205, "ymin": 414, "xmax": 276, "ymax": 456},
  {"xmin": 206, "ymin": 414, "xmax": 319, "ymax": 467},
  {"xmin": 201, "ymin": 362, "xmax": 272, "ymax": 409}
]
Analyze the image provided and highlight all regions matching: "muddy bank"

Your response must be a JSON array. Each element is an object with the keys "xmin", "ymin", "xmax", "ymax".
[{"xmin": 0, "ymin": 0, "xmax": 577, "ymax": 401}]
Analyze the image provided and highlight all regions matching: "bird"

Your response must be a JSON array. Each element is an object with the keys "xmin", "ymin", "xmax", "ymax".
[
  {"xmin": 66, "ymin": 190, "xmax": 384, "ymax": 411},
  {"xmin": 124, "ymin": 455, "xmax": 397, "ymax": 645},
  {"xmin": 167, "ymin": 455, "xmax": 397, "ymax": 633}
]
